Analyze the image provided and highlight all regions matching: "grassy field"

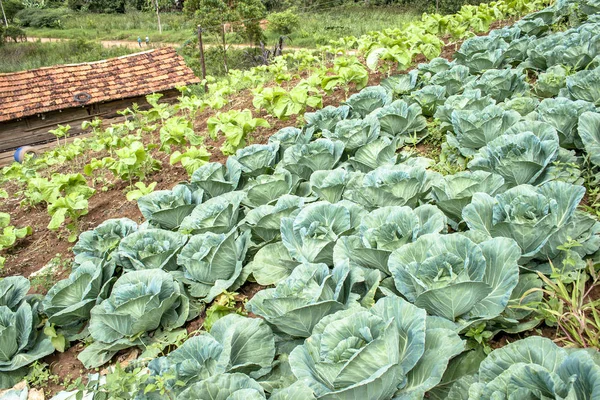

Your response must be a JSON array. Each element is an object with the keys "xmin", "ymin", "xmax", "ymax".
[
  {"xmin": 0, "ymin": 40, "xmax": 138, "ymax": 73},
  {"xmin": 24, "ymin": 6, "xmax": 418, "ymax": 48}
]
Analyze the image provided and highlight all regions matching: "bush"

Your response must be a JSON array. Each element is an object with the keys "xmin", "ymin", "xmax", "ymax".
[
  {"xmin": 67, "ymin": 0, "xmax": 126, "ymax": 13},
  {"xmin": 4, "ymin": 26, "xmax": 27, "ymax": 43},
  {"xmin": 15, "ymin": 8, "xmax": 66, "ymax": 28},
  {"xmin": 267, "ymin": 8, "xmax": 299, "ymax": 35},
  {"xmin": 3, "ymin": 0, "xmax": 25, "ymax": 22}
]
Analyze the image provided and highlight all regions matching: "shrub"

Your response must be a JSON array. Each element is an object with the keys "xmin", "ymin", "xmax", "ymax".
[
  {"xmin": 4, "ymin": 26, "xmax": 26, "ymax": 43},
  {"xmin": 267, "ymin": 8, "xmax": 299, "ymax": 35},
  {"xmin": 15, "ymin": 8, "xmax": 66, "ymax": 28}
]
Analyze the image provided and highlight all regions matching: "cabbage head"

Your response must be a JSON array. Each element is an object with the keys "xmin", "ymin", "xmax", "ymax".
[
  {"xmin": 345, "ymin": 86, "xmax": 393, "ymax": 118},
  {"xmin": 0, "ymin": 298, "xmax": 55, "ymax": 389},
  {"xmin": 448, "ymin": 104, "xmax": 520, "ymax": 156},
  {"xmin": 410, "ymin": 85, "xmax": 447, "ymax": 117},
  {"xmin": 434, "ymin": 89, "xmax": 495, "ymax": 133},
  {"xmin": 380, "ymin": 70, "xmax": 419, "ymax": 97},
  {"xmin": 178, "ymin": 191, "xmax": 246, "ymax": 235},
  {"xmin": 226, "ymin": 143, "xmax": 279, "ymax": 179},
  {"xmin": 430, "ymin": 64, "xmax": 475, "ymax": 95},
  {"xmin": 239, "ymin": 195, "xmax": 305, "ymax": 244},
  {"xmin": 334, "ymin": 205, "xmax": 447, "ymax": 275},
  {"xmin": 322, "ymin": 115, "xmax": 380, "ymax": 153},
  {"xmin": 281, "ymin": 200, "xmax": 366, "ymax": 265},
  {"xmin": 534, "ymin": 65, "xmax": 568, "ymax": 98},
  {"xmin": 288, "ymin": 296, "xmax": 464, "ymax": 399},
  {"xmin": 280, "ymin": 139, "xmax": 345, "ymax": 181},
  {"xmin": 115, "ymin": 229, "xmax": 188, "ymax": 272},
  {"xmin": 467, "ymin": 125, "xmax": 559, "ymax": 187},
  {"xmin": 464, "ymin": 336, "xmax": 600, "ymax": 400},
  {"xmin": 80, "ymin": 269, "xmax": 189, "ymax": 368},
  {"xmin": 464, "ymin": 68, "xmax": 528, "ymax": 102},
  {"xmin": 246, "ymin": 262, "xmax": 360, "ymax": 337},
  {"xmin": 564, "ymin": 65, "xmax": 600, "ymax": 106},
  {"xmin": 501, "ymin": 96, "xmax": 539, "ymax": 117},
  {"xmin": 418, "ymin": 57, "xmax": 454, "ymax": 74},
  {"xmin": 0, "ymin": 276, "xmax": 30, "ymax": 311},
  {"xmin": 137, "ymin": 185, "xmax": 203, "ymax": 230},
  {"xmin": 176, "ymin": 229, "xmax": 249, "ymax": 302},
  {"xmin": 310, "ymin": 168, "xmax": 351, "ymax": 203},
  {"xmin": 343, "ymin": 161, "xmax": 439, "ymax": 210},
  {"xmin": 430, "ymin": 171, "xmax": 505, "ymax": 226},
  {"xmin": 454, "ymin": 36, "xmax": 508, "ymax": 73},
  {"xmin": 72, "ymin": 218, "xmax": 137, "ymax": 267},
  {"xmin": 148, "ymin": 314, "xmax": 275, "ymax": 389},
  {"xmin": 579, "ymin": 111, "xmax": 600, "ymax": 167},
  {"xmin": 43, "ymin": 261, "xmax": 115, "ymax": 338},
  {"xmin": 536, "ymin": 97, "xmax": 596, "ymax": 149},
  {"xmin": 190, "ymin": 162, "xmax": 241, "ymax": 199},
  {"xmin": 268, "ymin": 127, "xmax": 313, "ymax": 156},
  {"xmin": 304, "ymin": 105, "xmax": 350, "ymax": 133},
  {"xmin": 372, "ymin": 99, "xmax": 427, "ymax": 143},
  {"xmin": 241, "ymin": 171, "xmax": 294, "ymax": 209},
  {"xmin": 463, "ymin": 181, "xmax": 585, "ymax": 263},
  {"xmin": 389, "ymin": 233, "xmax": 520, "ymax": 325},
  {"xmin": 347, "ymin": 137, "xmax": 398, "ymax": 173}
]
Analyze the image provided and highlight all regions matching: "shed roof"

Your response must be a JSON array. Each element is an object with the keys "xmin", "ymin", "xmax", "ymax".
[{"xmin": 0, "ymin": 47, "xmax": 200, "ymax": 122}]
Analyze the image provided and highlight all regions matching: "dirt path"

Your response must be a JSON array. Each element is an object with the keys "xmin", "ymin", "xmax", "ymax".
[{"xmin": 26, "ymin": 36, "xmax": 313, "ymax": 51}]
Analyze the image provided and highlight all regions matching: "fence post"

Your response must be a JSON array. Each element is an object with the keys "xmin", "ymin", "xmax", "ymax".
[{"xmin": 197, "ymin": 25, "xmax": 208, "ymax": 92}]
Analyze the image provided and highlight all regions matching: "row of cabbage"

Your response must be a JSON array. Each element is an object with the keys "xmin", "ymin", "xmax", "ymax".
[{"xmin": 4, "ymin": 0, "xmax": 600, "ymax": 398}]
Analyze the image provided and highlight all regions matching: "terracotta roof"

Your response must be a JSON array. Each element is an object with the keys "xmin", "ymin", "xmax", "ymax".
[{"xmin": 0, "ymin": 47, "xmax": 200, "ymax": 122}]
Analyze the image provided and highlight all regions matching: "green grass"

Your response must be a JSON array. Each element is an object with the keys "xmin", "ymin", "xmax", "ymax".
[
  {"xmin": 24, "ymin": 6, "xmax": 419, "ymax": 48},
  {"xmin": 0, "ymin": 40, "xmax": 139, "ymax": 73}
]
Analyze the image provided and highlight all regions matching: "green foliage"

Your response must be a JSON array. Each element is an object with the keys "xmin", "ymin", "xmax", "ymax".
[
  {"xmin": 252, "ymin": 80, "xmax": 323, "ymax": 119},
  {"xmin": 207, "ymin": 109, "xmax": 270, "ymax": 155},
  {"xmin": 169, "ymin": 146, "xmax": 211, "ymax": 176},
  {"xmin": 48, "ymin": 124, "xmax": 71, "ymax": 146},
  {"xmin": 126, "ymin": 181, "xmax": 157, "ymax": 201},
  {"xmin": 267, "ymin": 8, "xmax": 299, "ymax": 35},
  {"xmin": 47, "ymin": 192, "xmax": 91, "ymax": 242},
  {"xmin": 85, "ymin": 141, "xmax": 162, "ymax": 184},
  {"xmin": 15, "ymin": 8, "xmax": 66, "ymax": 28},
  {"xmin": 0, "ymin": 213, "xmax": 32, "ymax": 269}
]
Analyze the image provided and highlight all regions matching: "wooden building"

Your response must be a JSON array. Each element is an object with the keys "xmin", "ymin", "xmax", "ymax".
[{"xmin": 0, "ymin": 47, "xmax": 200, "ymax": 153}]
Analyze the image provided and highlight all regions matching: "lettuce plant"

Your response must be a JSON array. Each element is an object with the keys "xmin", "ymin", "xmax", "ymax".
[
  {"xmin": 207, "ymin": 109, "xmax": 270, "ymax": 155},
  {"xmin": 115, "ymin": 229, "xmax": 188, "ymax": 272},
  {"xmin": 176, "ymin": 230, "xmax": 249, "ymax": 301},
  {"xmin": 288, "ymin": 296, "xmax": 464, "ymax": 399},
  {"xmin": 137, "ymin": 185, "xmax": 204, "ymax": 231},
  {"xmin": 389, "ymin": 233, "xmax": 520, "ymax": 326},
  {"xmin": 246, "ymin": 263, "xmax": 360, "ymax": 337},
  {"xmin": 334, "ymin": 205, "xmax": 447, "ymax": 275}
]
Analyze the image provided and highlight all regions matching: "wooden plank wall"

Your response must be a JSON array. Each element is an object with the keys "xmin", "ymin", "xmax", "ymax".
[{"xmin": 0, "ymin": 89, "xmax": 180, "ymax": 153}]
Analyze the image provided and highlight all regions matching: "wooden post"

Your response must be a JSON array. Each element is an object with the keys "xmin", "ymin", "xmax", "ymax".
[
  {"xmin": 221, "ymin": 23, "xmax": 228, "ymax": 74},
  {"xmin": 197, "ymin": 25, "xmax": 208, "ymax": 92}
]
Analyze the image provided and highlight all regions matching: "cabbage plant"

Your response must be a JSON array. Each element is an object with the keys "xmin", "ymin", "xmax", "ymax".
[
  {"xmin": 389, "ymin": 233, "xmax": 520, "ymax": 326},
  {"xmin": 115, "ymin": 229, "xmax": 188, "ymax": 272},
  {"xmin": 72, "ymin": 218, "xmax": 137, "ymax": 267},
  {"xmin": 454, "ymin": 36, "xmax": 508, "ymax": 73},
  {"xmin": 246, "ymin": 262, "xmax": 360, "ymax": 337},
  {"xmin": 448, "ymin": 104, "xmax": 520, "ymax": 156},
  {"xmin": 43, "ymin": 261, "xmax": 115, "ymax": 339},
  {"xmin": 463, "ymin": 336, "xmax": 600, "ymax": 399},
  {"xmin": 380, "ymin": 70, "xmax": 419, "ymax": 97},
  {"xmin": 467, "ymin": 126, "xmax": 559, "ymax": 187},
  {"xmin": 465, "ymin": 68, "xmax": 528, "ymax": 102},
  {"xmin": 430, "ymin": 65, "xmax": 475, "ymax": 95},
  {"xmin": 268, "ymin": 127, "xmax": 313, "ymax": 156},
  {"xmin": 418, "ymin": 57, "xmax": 454, "ymax": 74},
  {"xmin": 0, "ymin": 276, "xmax": 30, "ymax": 311},
  {"xmin": 533, "ymin": 65, "xmax": 568, "ymax": 98},
  {"xmin": 137, "ymin": 185, "xmax": 204, "ymax": 230},
  {"xmin": 304, "ymin": 105, "xmax": 351, "ymax": 133},
  {"xmin": 578, "ymin": 111, "xmax": 600, "ymax": 167},
  {"xmin": 431, "ymin": 171, "xmax": 505, "ymax": 226},
  {"xmin": 178, "ymin": 191, "xmax": 246, "ymax": 235},
  {"xmin": 0, "ymin": 298, "xmax": 55, "ymax": 389},
  {"xmin": 334, "ymin": 204, "xmax": 447, "ymax": 275},
  {"xmin": 80, "ymin": 269, "xmax": 189, "ymax": 368},
  {"xmin": 280, "ymin": 139, "xmax": 345, "ymax": 180},
  {"xmin": 190, "ymin": 162, "xmax": 241, "ymax": 199},
  {"xmin": 239, "ymin": 195, "xmax": 305, "ymax": 244},
  {"xmin": 241, "ymin": 171, "xmax": 294, "ymax": 208},
  {"xmin": 463, "ymin": 181, "xmax": 585, "ymax": 263},
  {"xmin": 434, "ymin": 89, "xmax": 495, "ymax": 133},
  {"xmin": 372, "ymin": 99, "xmax": 427, "ymax": 142},
  {"xmin": 177, "ymin": 373, "xmax": 267, "ymax": 400},
  {"xmin": 176, "ymin": 230, "xmax": 249, "ymax": 302},
  {"xmin": 310, "ymin": 168, "xmax": 351, "ymax": 203},
  {"xmin": 148, "ymin": 314, "xmax": 275, "ymax": 389},
  {"xmin": 343, "ymin": 162, "xmax": 439, "ymax": 210},
  {"xmin": 347, "ymin": 137, "xmax": 398, "ymax": 173},
  {"xmin": 288, "ymin": 296, "xmax": 464, "ymax": 399},
  {"xmin": 410, "ymin": 85, "xmax": 447, "ymax": 116},
  {"xmin": 564, "ymin": 65, "xmax": 600, "ymax": 105},
  {"xmin": 536, "ymin": 97, "xmax": 596, "ymax": 148},
  {"xmin": 226, "ymin": 143, "xmax": 279, "ymax": 180},
  {"xmin": 323, "ymin": 115, "xmax": 380, "ymax": 152},
  {"xmin": 281, "ymin": 200, "xmax": 366, "ymax": 265},
  {"xmin": 345, "ymin": 86, "xmax": 393, "ymax": 118},
  {"xmin": 501, "ymin": 96, "xmax": 539, "ymax": 117}
]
